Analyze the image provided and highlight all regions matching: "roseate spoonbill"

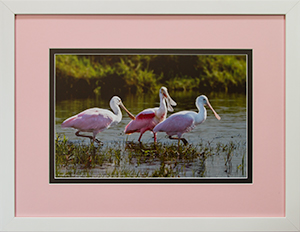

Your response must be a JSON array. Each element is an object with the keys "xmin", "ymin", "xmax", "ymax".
[
  {"xmin": 153, "ymin": 95, "xmax": 221, "ymax": 146},
  {"xmin": 124, "ymin": 87, "xmax": 176, "ymax": 143},
  {"xmin": 61, "ymin": 96, "xmax": 135, "ymax": 143}
]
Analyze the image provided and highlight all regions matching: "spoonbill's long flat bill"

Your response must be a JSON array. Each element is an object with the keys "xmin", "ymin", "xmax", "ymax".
[
  {"xmin": 124, "ymin": 86, "xmax": 176, "ymax": 142},
  {"xmin": 153, "ymin": 95, "xmax": 221, "ymax": 146},
  {"xmin": 61, "ymin": 96, "xmax": 135, "ymax": 143}
]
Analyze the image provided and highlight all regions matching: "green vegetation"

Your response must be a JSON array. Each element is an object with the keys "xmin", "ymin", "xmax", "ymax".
[
  {"xmin": 55, "ymin": 54, "xmax": 246, "ymax": 99},
  {"xmin": 55, "ymin": 135, "xmax": 246, "ymax": 178}
]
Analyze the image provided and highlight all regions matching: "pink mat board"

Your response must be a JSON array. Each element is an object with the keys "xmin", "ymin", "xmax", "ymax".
[{"xmin": 15, "ymin": 15, "xmax": 285, "ymax": 217}]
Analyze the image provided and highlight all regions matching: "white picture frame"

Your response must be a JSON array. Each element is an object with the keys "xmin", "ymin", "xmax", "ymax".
[{"xmin": 0, "ymin": 0, "xmax": 299, "ymax": 231}]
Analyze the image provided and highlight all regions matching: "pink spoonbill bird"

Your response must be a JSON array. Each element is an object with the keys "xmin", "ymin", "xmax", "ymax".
[
  {"xmin": 61, "ymin": 96, "xmax": 135, "ymax": 143},
  {"xmin": 153, "ymin": 95, "xmax": 221, "ymax": 146},
  {"xmin": 124, "ymin": 87, "xmax": 176, "ymax": 143}
]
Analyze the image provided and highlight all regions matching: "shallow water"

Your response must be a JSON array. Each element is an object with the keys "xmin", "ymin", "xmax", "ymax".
[{"xmin": 55, "ymin": 91, "xmax": 248, "ymax": 178}]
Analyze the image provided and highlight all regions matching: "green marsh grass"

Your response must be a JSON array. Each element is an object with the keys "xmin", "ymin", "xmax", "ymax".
[
  {"xmin": 55, "ymin": 54, "xmax": 247, "ymax": 100},
  {"xmin": 55, "ymin": 135, "xmax": 246, "ymax": 178}
]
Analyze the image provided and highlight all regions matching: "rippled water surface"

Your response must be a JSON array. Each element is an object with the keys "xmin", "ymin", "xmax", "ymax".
[{"xmin": 55, "ymin": 91, "xmax": 248, "ymax": 178}]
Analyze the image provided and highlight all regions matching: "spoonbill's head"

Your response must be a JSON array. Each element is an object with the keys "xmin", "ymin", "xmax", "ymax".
[
  {"xmin": 110, "ymin": 96, "xmax": 136, "ymax": 120},
  {"xmin": 197, "ymin": 95, "xmax": 221, "ymax": 120},
  {"xmin": 110, "ymin": 96, "xmax": 122, "ymax": 106},
  {"xmin": 197, "ymin": 95, "xmax": 209, "ymax": 105},
  {"xmin": 159, "ymin": 86, "xmax": 177, "ymax": 112}
]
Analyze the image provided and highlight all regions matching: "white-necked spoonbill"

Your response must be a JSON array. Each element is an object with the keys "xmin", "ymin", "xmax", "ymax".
[
  {"xmin": 124, "ymin": 86, "xmax": 176, "ymax": 143},
  {"xmin": 153, "ymin": 95, "xmax": 221, "ymax": 147},
  {"xmin": 61, "ymin": 96, "xmax": 135, "ymax": 143}
]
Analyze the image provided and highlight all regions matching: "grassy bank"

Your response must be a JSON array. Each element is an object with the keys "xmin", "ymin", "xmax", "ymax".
[
  {"xmin": 55, "ymin": 135, "xmax": 246, "ymax": 178},
  {"xmin": 55, "ymin": 54, "xmax": 246, "ymax": 99}
]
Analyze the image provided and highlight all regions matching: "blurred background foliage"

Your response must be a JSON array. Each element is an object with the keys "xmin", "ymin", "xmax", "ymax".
[{"xmin": 55, "ymin": 54, "xmax": 246, "ymax": 99}]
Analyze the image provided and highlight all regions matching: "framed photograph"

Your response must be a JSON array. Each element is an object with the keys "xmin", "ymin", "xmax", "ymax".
[
  {"xmin": 1, "ymin": 1, "xmax": 299, "ymax": 232},
  {"xmin": 50, "ymin": 48, "xmax": 252, "ymax": 183}
]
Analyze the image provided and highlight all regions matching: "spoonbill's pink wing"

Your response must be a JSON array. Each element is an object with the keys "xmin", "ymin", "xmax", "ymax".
[
  {"xmin": 153, "ymin": 113, "xmax": 195, "ymax": 135},
  {"xmin": 124, "ymin": 109, "xmax": 156, "ymax": 134},
  {"xmin": 62, "ymin": 108, "xmax": 114, "ymax": 133},
  {"xmin": 135, "ymin": 109, "xmax": 156, "ymax": 120}
]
